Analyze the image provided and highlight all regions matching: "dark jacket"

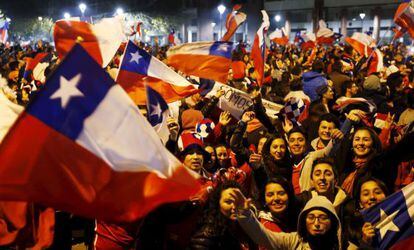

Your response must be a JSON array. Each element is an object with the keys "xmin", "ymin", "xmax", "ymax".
[
  {"xmin": 329, "ymin": 71, "xmax": 351, "ymax": 96},
  {"xmin": 190, "ymin": 222, "xmax": 257, "ymax": 250}
]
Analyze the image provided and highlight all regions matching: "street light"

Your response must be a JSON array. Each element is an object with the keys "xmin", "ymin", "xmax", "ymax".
[
  {"xmin": 359, "ymin": 12, "xmax": 365, "ymax": 32},
  {"xmin": 38, "ymin": 16, "xmax": 43, "ymax": 21},
  {"xmin": 116, "ymin": 8, "xmax": 124, "ymax": 16},
  {"xmin": 79, "ymin": 3, "xmax": 87, "ymax": 17},
  {"xmin": 64, "ymin": 12, "xmax": 71, "ymax": 19},
  {"xmin": 211, "ymin": 22, "xmax": 216, "ymax": 27},
  {"xmin": 274, "ymin": 15, "xmax": 281, "ymax": 22},
  {"xmin": 217, "ymin": 4, "xmax": 226, "ymax": 39}
]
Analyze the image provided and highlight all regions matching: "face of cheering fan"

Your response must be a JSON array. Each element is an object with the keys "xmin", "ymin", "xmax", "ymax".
[
  {"xmin": 352, "ymin": 129, "xmax": 374, "ymax": 158},
  {"xmin": 312, "ymin": 163, "xmax": 335, "ymax": 195},
  {"xmin": 269, "ymin": 138, "xmax": 287, "ymax": 161},
  {"xmin": 220, "ymin": 188, "xmax": 239, "ymax": 221},
  {"xmin": 265, "ymin": 183, "xmax": 289, "ymax": 215},
  {"xmin": 288, "ymin": 132, "xmax": 307, "ymax": 156},
  {"xmin": 305, "ymin": 210, "xmax": 332, "ymax": 236},
  {"xmin": 183, "ymin": 149, "xmax": 204, "ymax": 172},
  {"xmin": 318, "ymin": 121, "xmax": 335, "ymax": 141},
  {"xmin": 359, "ymin": 180, "xmax": 386, "ymax": 209}
]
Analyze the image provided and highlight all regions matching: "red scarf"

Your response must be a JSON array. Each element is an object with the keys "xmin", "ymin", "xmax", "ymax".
[{"xmin": 341, "ymin": 158, "xmax": 368, "ymax": 195}]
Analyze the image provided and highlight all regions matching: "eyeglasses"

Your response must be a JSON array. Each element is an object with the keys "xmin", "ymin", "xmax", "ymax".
[{"xmin": 306, "ymin": 214, "xmax": 330, "ymax": 224}]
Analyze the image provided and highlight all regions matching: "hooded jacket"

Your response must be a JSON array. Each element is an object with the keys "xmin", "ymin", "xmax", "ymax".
[
  {"xmin": 302, "ymin": 71, "xmax": 328, "ymax": 102},
  {"xmin": 238, "ymin": 196, "xmax": 342, "ymax": 250}
]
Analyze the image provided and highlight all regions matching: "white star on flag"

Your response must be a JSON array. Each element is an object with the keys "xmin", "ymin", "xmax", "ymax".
[
  {"xmin": 376, "ymin": 209, "xmax": 400, "ymax": 239},
  {"xmin": 50, "ymin": 74, "xmax": 84, "ymax": 108},
  {"xmin": 130, "ymin": 51, "xmax": 142, "ymax": 64},
  {"xmin": 150, "ymin": 102, "xmax": 162, "ymax": 119}
]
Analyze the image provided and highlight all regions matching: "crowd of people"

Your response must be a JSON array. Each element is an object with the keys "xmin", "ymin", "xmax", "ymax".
[{"xmin": 0, "ymin": 36, "xmax": 414, "ymax": 250}]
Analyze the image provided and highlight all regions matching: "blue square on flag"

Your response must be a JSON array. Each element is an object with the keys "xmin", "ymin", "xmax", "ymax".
[
  {"xmin": 209, "ymin": 41, "xmax": 233, "ymax": 59},
  {"xmin": 27, "ymin": 44, "xmax": 113, "ymax": 140},
  {"xmin": 120, "ymin": 42, "xmax": 151, "ymax": 75},
  {"xmin": 146, "ymin": 86, "xmax": 169, "ymax": 127},
  {"xmin": 362, "ymin": 182, "xmax": 414, "ymax": 249}
]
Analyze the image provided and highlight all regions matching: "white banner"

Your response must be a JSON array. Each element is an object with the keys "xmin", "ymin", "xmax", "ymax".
[{"xmin": 206, "ymin": 82, "xmax": 283, "ymax": 119}]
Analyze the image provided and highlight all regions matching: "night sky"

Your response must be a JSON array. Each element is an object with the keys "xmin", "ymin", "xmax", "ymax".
[{"xmin": 2, "ymin": 0, "xmax": 247, "ymax": 19}]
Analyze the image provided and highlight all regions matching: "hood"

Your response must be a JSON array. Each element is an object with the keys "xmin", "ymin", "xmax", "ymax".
[
  {"xmin": 297, "ymin": 196, "xmax": 342, "ymax": 249},
  {"xmin": 302, "ymin": 71, "xmax": 323, "ymax": 80}
]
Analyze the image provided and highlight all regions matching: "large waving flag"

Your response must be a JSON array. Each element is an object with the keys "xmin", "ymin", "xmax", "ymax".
[
  {"xmin": 0, "ymin": 18, "xmax": 9, "ymax": 44},
  {"xmin": 345, "ymin": 32, "xmax": 376, "ymax": 57},
  {"xmin": 251, "ymin": 10, "xmax": 270, "ymax": 86},
  {"xmin": 362, "ymin": 182, "xmax": 414, "ymax": 249},
  {"xmin": 0, "ymin": 44, "xmax": 201, "ymax": 222},
  {"xmin": 394, "ymin": 1, "xmax": 414, "ymax": 39},
  {"xmin": 117, "ymin": 41, "xmax": 198, "ymax": 105},
  {"xmin": 221, "ymin": 5, "xmax": 247, "ymax": 42},
  {"xmin": 301, "ymin": 32, "xmax": 317, "ymax": 51},
  {"xmin": 146, "ymin": 86, "xmax": 170, "ymax": 144},
  {"xmin": 166, "ymin": 41, "xmax": 233, "ymax": 83},
  {"xmin": 269, "ymin": 28, "xmax": 289, "ymax": 46},
  {"xmin": 23, "ymin": 52, "xmax": 52, "ymax": 83},
  {"xmin": 316, "ymin": 20, "xmax": 335, "ymax": 45},
  {"xmin": 53, "ymin": 17, "xmax": 125, "ymax": 67}
]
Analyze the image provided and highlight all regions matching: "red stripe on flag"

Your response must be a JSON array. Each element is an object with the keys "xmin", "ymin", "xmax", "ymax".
[
  {"xmin": 53, "ymin": 20, "xmax": 103, "ymax": 66},
  {"xmin": 0, "ymin": 114, "xmax": 201, "ymax": 222},
  {"xmin": 117, "ymin": 70, "xmax": 198, "ymax": 105},
  {"xmin": 167, "ymin": 54, "xmax": 231, "ymax": 83}
]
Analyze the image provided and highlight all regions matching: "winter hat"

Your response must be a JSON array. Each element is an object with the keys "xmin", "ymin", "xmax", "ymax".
[
  {"xmin": 181, "ymin": 109, "xmax": 203, "ymax": 130},
  {"xmin": 178, "ymin": 133, "xmax": 210, "ymax": 162},
  {"xmin": 363, "ymin": 74, "xmax": 381, "ymax": 91}
]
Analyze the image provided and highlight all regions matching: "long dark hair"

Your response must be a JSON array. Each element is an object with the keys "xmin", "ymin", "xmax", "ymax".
[
  {"xmin": 261, "ymin": 134, "xmax": 293, "ymax": 181},
  {"xmin": 201, "ymin": 181, "xmax": 243, "ymax": 236},
  {"xmin": 260, "ymin": 177, "xmax": 299, "ymax": 231}
]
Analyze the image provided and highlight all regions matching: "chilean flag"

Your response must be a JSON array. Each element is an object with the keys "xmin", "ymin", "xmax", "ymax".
[
  {"xmin": 269, "ymin": 28, "xmax": 289, "ymax": 46},
  {"xmin": 0, "ymin": 18, "xmax": 9, "ymax": 44},
  {"xmin": 362, "ymin": 182, "xmax": 414, "ymax": 249},
  {"xmin": 394, "ymin": 1, "xmax": 414, "ymax": 39},
  {"xmin": 146, "ymin": 86, "xmax": 170, "ymax": 145},
  {"xmin": 53, "ymin": 17, "xmax": 125, "ymax": 67},
  {"xmin": 23, "ymin": 52, "xmax": 52, "ymax": 83},
  {"xmin": 301, "ymin": 32, "xmax": 317, "ymax": 51},
  {"xmin": 345, "ymin": 32, "xmax": 376, "ymax": 57},
  {"xmin": 221, "ymin": 5, "xmax": 247, "ymax": 42},
  {"xmin": 167, "ymin": 41, "xmax": 233, "ymax": 83},
  {"xmin": 367, "ymin": 48, "xmax": 384, "ymax": 75},
  {"xmin": 316, "ymin": 20, "xmax": 335, "ymax": 45},
  {"xmin": 250, "ymin": 10, "xmax": 270, "ymax": 86},
  {"xmin": 117, "ymin": 41, "xmax": 198, "ymax": 105},
  {"xmin": 0, "ymin": 44, "xmax": 201, "ymax": 222}
]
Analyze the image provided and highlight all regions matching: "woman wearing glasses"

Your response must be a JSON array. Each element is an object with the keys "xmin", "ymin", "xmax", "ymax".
[{"xmin": 231, "ymin": 189, "xmax": 342, "ymax": 250}]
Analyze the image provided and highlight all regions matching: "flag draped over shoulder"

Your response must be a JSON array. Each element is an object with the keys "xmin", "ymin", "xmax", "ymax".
[
  {"xmin": 221, "ymin": 5, "xmax": 247, "ymax": 42},
  {"xmin": 362, "ymin": 182, "xmax": 414, "ymax": 249},
  {"xmin": 394, "ymin": 1, "xmax": 414, "ymax": 39},
  {"xmin": 166, "ymin": 41, "xmax": 233, "ymax": 83},
  {"xmin": 251, "ymin": 10, "xmax": 270, "ymax": 86},
  {"xmin": 53, "ymin": 17, "xmax": 125, "ymax": 67},
  {"xmin": 117, "ymin": 41, "xmax": 198, "ymax": 105},
  {"xmin": 0, "ymin": 44, "xmax": 201, "ymax": 222}
]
